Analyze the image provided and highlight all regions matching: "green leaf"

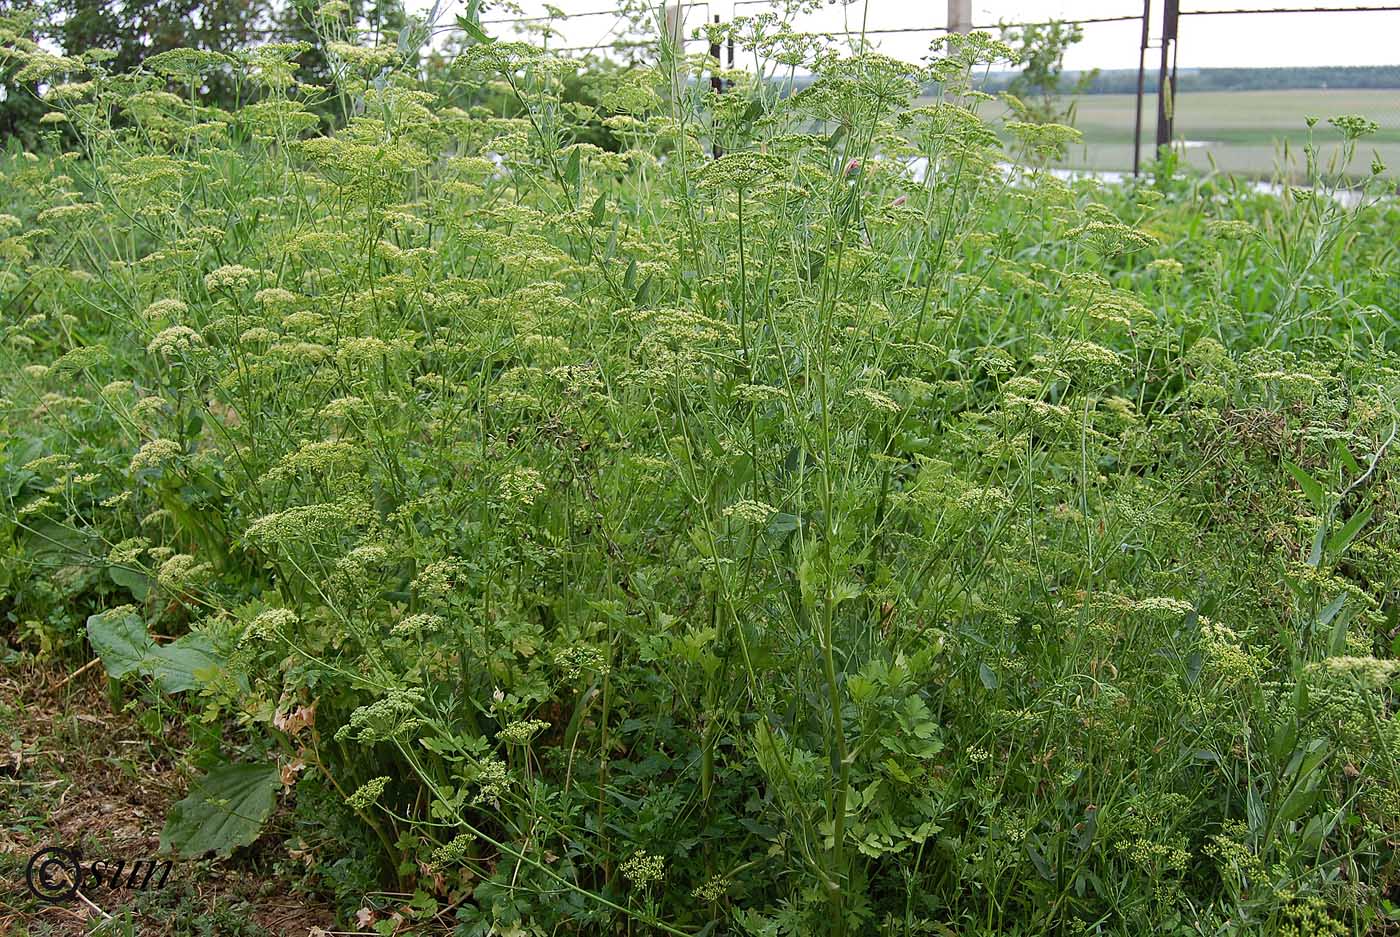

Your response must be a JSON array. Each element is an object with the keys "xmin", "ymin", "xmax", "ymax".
[
  {"xmin": 1336, "ymin": 439, "xmax": 1361, "ymax": 477},
  {"xmin": 1246, "ymin": 781, "xmax": 1266, "ymax": 836},
  {"xmin": 1287, "ymin": 738, "xmax": 1329, "ymax": 784},
  {"xmin": 1327, "ymin": 503, "xmax": 1373, "ymax": 559},
  {"xmin": 978, "ymin": 662, "xmax": 999, "ymax": 691},
  {"xmin": 1317, "ymin": 591, "xmax": 1347, "ymax": 627},
  {"xmin": 1183, "ymin": 649, "xmax": 1203, "ymax": 686},
  {"xmin": 1327, "ymin": 608, "xmax": 1352, "ymax": 656},
  {"xmin": 86, "ymin": 610, "xmax": 156, "ymax": 679},
  {"xmin": 1284, "ymin": 460, "xmax": 1325, "ymax": 511},
  {"xmin": 1308, "ymin": 523, "xmax": 1325, "ymax": 567},
  {"xmin": 148, "ymin": 633, "xmax": 222, "ymax": 694},
  {"xmin": 1074, "ymin": 806, "xmax": 1098, "ymax": 852},
  {"xmin": 24, "ymin": 518, "xmax": 99, "ymax": 560},
  {"xmin": 564, "ymin": 147, "xmax": 581, "ymax": 188},
  {"xmin": 634, "ymin": 271, "xmax": 653, "ymax": 305},
  {"xmin": 160, "ymin": 762, "xmax": 280, "ymax": 858},
  {"xmin": 87, "ymin": 611, "xmax": 226, "ymax": 694},
  {"xmin": 832, "ymin": 580, "xmax": 863, "ymax": 605},
  {"xmin": 108, "ymin": 565, "xmax": 152, "ymax": 600},
  {"xmin": 765, "ymin": 512, "xmax": 801, "ymax": 537},
  {"xmin": 1300, "ymin": 813, "xmax": 1329, "ymax": 853},
  {"xmin": 1024, "ymin": 841, "xmax": 1054, "ymax": 881},
  {"xmin": 1276, "ymin": 776, "xmax": 1322, "ymax": 824},
  {"xmin": 605, "ymin": 219, "xmax": 619, "ymax": 260},
  {"xmin": 455, "ymin": 8, "xmax": 492, "ymax": 44},
  {"xmin": 1269, "ymin": 714, "xmax": 1298, "ymax": 764}
]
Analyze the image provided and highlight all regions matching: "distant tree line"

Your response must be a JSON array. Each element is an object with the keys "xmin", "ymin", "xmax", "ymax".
[
  {"xmin": 0, "ymin": 0, "xmax": 408, "ymax": 145},
  {"xmin": 2, "ymin": 1, "xmax": 658, "ymax": 153},
  {"xmin": 974, "ymin": 65, "xmax": 1400, "ymax": 95}
]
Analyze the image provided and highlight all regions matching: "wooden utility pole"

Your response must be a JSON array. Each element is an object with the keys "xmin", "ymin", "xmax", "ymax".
[
  {"xmin": 948, "ymin": 0, "xmax": 972, "ymax": 34},
  {"xmin": 663, "ymin": 3, "xmax": 685, "ymax": 49}
]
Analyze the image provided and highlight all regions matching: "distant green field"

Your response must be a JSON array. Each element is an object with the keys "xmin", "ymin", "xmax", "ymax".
[{"xmin": 980, "ymin": 89, "xmax": 1400, "ymax": 178}]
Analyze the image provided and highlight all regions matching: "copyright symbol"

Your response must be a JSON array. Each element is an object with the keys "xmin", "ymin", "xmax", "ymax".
[{"xmin": 26, "ymin": 847, "xmax": 83, "ymax": 903}]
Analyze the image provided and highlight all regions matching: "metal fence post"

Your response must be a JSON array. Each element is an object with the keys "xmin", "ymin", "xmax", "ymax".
[
  {"xmin": 1132, "ymin": 0, "xmax": 1152, "ymax": 176},
  {"xmin": 710, "ymin": 15, "xmax": 722, "ymax": 94},
  {"xmin": 710, "ymin": 14, "xmax": 723, "ymax": 158},
  {"xmin": 1154, "ymin": 0, "xmax": 1179, "ymax": 156}
]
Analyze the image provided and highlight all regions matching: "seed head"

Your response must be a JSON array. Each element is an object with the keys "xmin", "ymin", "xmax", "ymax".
[{"xmin": 346, "ymin": 776, "xmax": 391, "ymax": 810}]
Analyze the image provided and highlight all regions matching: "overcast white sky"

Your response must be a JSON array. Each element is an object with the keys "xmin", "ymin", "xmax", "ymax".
[{"xmin": 414, "ymin": 1, "xmax": 1400, "ymax": 69}]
